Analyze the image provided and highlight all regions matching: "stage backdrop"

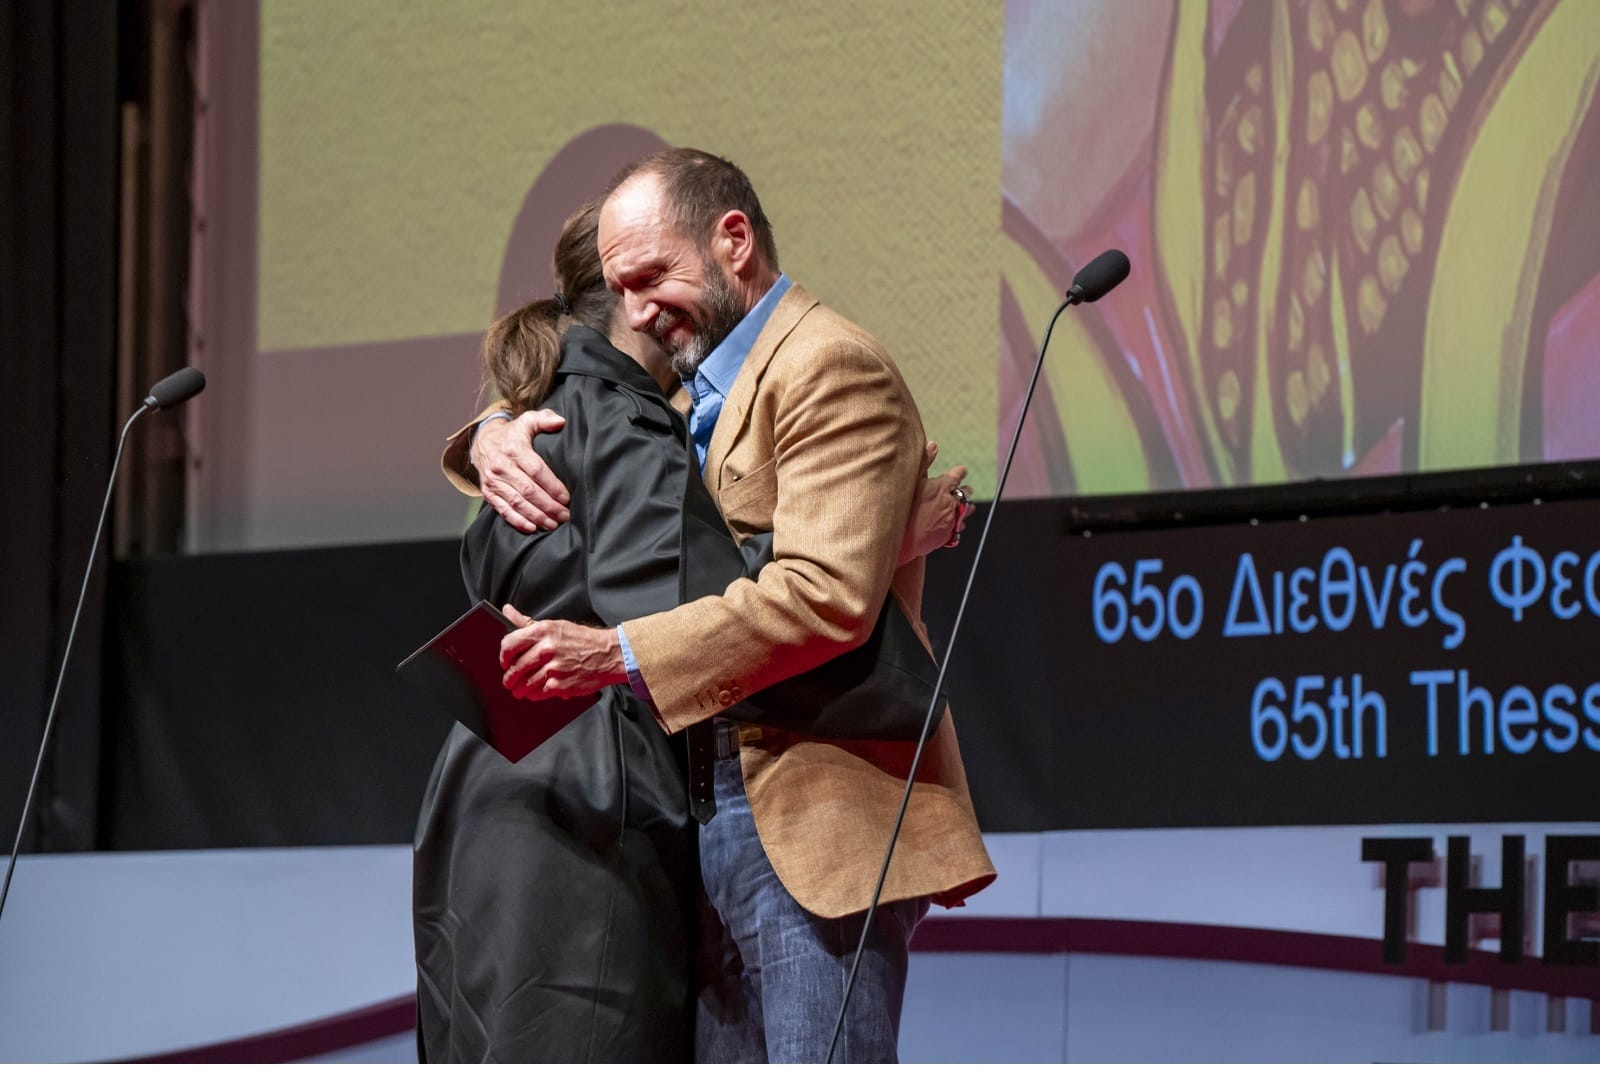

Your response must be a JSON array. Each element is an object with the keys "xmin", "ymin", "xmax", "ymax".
[{"xmin": 188, "ymin": 0, "xmax": 1600, "ymax": 551}]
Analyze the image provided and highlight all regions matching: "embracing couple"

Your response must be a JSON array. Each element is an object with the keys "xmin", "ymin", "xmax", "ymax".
[{"xmin": 413, "ymin": 147, "xmax": 994, "ymax": 1064}]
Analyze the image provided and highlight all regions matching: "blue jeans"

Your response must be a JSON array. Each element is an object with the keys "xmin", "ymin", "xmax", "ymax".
[{"xmin": 695, "ymin": 744, "xmax": 929, "ymax": 1063}]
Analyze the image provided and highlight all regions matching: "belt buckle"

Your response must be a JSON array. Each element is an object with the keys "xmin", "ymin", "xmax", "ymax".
[{"xmin": 714, "ymin": 718, "xmax": 741, "ymax": 760}]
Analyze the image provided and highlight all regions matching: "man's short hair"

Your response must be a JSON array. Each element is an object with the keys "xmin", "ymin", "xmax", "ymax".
[{"xmin": 607, "ymin": 147, "xmax": 780, "ymax": 270}]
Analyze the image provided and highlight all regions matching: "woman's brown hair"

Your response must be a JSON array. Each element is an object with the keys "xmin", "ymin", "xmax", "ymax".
[{"xmin": 484, "ymin": 200, "xmax": 615, "ymax": 414}]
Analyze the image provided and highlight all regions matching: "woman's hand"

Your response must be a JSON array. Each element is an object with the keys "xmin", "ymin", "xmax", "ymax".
[{"xmin": 898, "ymin": 441, "xmax": 974, "ymax": 566}]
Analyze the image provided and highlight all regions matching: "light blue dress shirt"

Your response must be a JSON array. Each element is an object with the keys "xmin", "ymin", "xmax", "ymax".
[{"xmin": 618, "ymin": 274, "xmax": 793, "ymax": 703}]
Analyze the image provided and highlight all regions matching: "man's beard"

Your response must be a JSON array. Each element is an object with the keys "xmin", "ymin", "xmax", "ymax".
[{"xmin": 653, "ymin": 262, "xmax": 746, "ymax": 378}]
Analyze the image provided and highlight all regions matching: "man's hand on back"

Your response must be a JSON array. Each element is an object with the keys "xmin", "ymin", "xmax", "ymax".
[{"xmin": 472, "ymin": 409, "xmax": 573, "ymax": 533}]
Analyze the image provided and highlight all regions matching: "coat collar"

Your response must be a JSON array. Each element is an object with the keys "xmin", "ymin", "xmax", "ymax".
[
  {"xmin": 554, "ymin": 325, "xmax": 671, "ymax": 398},
  {"xmin": 705, "ymin": 283, "xmax": 820, "ymax": 483}
]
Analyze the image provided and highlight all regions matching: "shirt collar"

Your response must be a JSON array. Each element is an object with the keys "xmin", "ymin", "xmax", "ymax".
[{"xmin": 690, "ymin": 273, "xmax": 792, "ymax": 400}]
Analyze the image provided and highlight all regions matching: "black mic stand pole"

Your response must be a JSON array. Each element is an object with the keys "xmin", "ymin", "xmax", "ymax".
[
  {"xmin": 0, "ymin": 405, "xmax": 148, "ymax": 923},
  {"xmin": 824, "ymin": 256, "xmax": 1124, "ymax": 1061}
]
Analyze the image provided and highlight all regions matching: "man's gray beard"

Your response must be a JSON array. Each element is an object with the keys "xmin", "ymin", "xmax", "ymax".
[
  {"xmin": 670, "ymin": 331, "xmax": 712, "ymax": 378},
  {"xmin": 665, "ymin": 265, "xmax": 747, "ymax": 379}
]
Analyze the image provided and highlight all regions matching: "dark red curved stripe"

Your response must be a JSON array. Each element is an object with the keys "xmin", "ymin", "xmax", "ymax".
[
  {"xmin": 121, "ymin": 917, "xmax": 1599, "ymax": 1062},
  {"xmin": 910, "ymin": 916, "xmax": 1600, "ymax": 999},
  {"xmin": 121, "ymin": 994, "xmax": 413, "ymax": 1064}
]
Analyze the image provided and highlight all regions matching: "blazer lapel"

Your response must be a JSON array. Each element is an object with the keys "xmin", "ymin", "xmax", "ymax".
[{"xmin": 705, "ymin": 283, "xmax": 819, "ymax": 492}]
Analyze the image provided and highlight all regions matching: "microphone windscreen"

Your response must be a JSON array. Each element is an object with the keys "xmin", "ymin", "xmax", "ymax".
[
  {"xmin": 145, "ymin": 367, "xmax": 207, "ymax": 410},
  {"xmin": 1070, "ymin": 249, "xmax": 1131, "ymax": 303}
]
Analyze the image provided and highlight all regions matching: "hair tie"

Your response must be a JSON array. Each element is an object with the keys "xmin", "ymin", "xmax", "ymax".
[{"xmin": 553, "ymin": 292, "xmax": 572, "ymax": 315}]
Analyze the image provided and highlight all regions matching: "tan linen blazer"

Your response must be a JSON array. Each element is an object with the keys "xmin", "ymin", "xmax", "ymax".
[
  {"xmin": 621, "ymin": 284, "xmax": 994, "ymax": 918},
  {"xmin": 441, "ymin": 418, "xmax": 487, "ymax": 497}
]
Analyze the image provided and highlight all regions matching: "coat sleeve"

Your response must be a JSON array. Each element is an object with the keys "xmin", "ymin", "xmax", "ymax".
[
  {"xmin": 460, "ymin": 384, "xmax": 687, "ymax": 628},
  {"xmin": 623, "ymin": 336, "xmax": 926, "ymax": 732},
  {"xmin": 574, "ymin": 392, "xmax": 689, "ymax": 627},
  {"xmin": 459, "ymin": 402, "xmax": 591, "ymax": 621}
]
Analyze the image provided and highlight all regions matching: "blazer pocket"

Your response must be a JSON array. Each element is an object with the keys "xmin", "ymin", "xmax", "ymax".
[{"xmin": 718, "ymin": 457, "xmax": 778, "ymax": 522}]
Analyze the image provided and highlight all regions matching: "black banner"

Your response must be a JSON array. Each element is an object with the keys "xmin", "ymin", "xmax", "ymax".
[
  {"xmin": 97, "ymin": 494, "xmax": 1600, "ymax": 849},
  {"xmin": 926, "ymin": 496, "xmax": 1600, "ymax": 830}
]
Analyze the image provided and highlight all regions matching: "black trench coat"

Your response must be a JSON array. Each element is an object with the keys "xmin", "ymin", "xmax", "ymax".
[{"xmin": 413, "ymin": 327, "xmax": 704, "ymax": 1063}]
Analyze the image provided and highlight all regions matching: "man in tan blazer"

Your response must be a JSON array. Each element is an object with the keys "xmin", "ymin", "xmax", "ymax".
[{"xmin": 486, "ymin": 149, "xmax": 993, "ymax": 1061}]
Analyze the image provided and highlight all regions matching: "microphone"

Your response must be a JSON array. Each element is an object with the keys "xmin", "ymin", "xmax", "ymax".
[
  {"xmin": 144, "ymin": 367, "xmax": 206, "ymax": 410},
  {"xmin": 0, "ymin": 369, "xmax": 205, "ymax": 925},
  {"xmin": 1066, "ymin": 248, "xmax": 1131, "ymax": 305},
  {"xmin": 826, "ymin": 251, "xmax": 1132, "ymax": 1061}
]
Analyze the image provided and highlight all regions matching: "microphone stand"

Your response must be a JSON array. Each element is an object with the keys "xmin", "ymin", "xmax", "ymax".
[
  {"xmin": 0, "ymin": 405, "xmax": 148, "ymax": 923},
  {"xmin": 825, "ymin": 279, "xmax": 1106, "ymax": 1062}
]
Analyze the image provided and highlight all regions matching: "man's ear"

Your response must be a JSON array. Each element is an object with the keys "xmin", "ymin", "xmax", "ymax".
[{"xmin": 716, "ymin": 210, "xmax": 756, "ymax": 276}]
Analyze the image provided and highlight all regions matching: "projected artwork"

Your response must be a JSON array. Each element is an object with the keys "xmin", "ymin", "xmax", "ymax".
[
  {"xmin": 1002, "ymin": 0, "xmax": 1600, "ymax": 496},
  {"xmin": 216, "ymin": 0, "xmax": 1598, "ymax": 551}
]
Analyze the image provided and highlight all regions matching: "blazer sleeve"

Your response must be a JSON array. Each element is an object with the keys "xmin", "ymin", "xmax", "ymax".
[
  {"xmin": 440, "ymin": 400, "xmax": 509, "ymax": 498},
  {"xmin": 624, "ymin": 336, "xmax": 925, "ymax": 732}
]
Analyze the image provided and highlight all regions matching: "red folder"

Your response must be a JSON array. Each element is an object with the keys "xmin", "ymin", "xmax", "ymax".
[{"xmin": 396, "ymin": 600, "xmax": 595, "ymax": 762}]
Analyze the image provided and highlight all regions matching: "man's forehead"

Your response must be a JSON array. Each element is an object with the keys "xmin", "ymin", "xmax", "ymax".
[
  {"xmin": 601, "ymin": 176, "xmax": 666, "ymax": 237},
  {"xmin": 599, "ymin": 179, "xmax": 683, "ymax": 275}
]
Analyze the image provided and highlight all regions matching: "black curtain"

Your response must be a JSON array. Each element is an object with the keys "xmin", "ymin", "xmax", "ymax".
[
  {"xmin": 103, "ymin": 540, "xmax": 469, "ymax": 849},
  {"xmin": 93, "ymin": 529, "xmax": 1058, "ymax": 849},
  {"xmin": 0, "ymin": 0, "xmax": 121, "ymax": 853}
]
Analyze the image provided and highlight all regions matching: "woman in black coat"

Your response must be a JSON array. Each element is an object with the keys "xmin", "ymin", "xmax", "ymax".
[{"xmin": 413, "ymin": 202, "xmax": 703, "ymax": 1062}]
